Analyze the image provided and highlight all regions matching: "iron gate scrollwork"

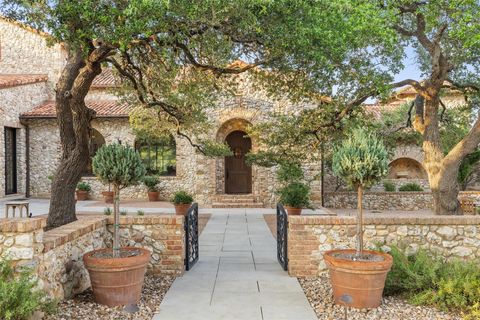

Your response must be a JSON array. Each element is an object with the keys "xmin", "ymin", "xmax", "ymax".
[
  {"xmin": 185, "ymin": 203, "xmax": 199, "ymax": 271},
  {"xmin": 277, "ymin": 203, "xmax": 288, "ymax": 271}
]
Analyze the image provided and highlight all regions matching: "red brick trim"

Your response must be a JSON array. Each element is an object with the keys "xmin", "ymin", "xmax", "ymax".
[
  {"xmin": 0, "ymin": 217, "xmax": 46, "ymax": 232},
  {"xmin": 288, "ymin": 215, "xmax": 480, "ymax": 226}
]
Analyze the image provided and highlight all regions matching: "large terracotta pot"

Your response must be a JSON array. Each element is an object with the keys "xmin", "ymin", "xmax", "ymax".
[
  {"xmin": 147, "ymin": 191, "xmax": 159, "ymax": 202},
  {"xmin": 324, "ymin": 249, "xmax": 393, "ymax": 309},
  {"xmin": 285, "ymin": 206, "xmax": 302, "ymax": 215},
  {"xmin": 174, "ymin": 203, "xmax": 191, "ymax": 215},
  {"xmin": 102, "ymin": 191, "xmax": 114, "ymax": 204},
  {"xmin": 83, "ymin": 247, "xmax": 151, "ymax": 307},
  {"xmin": 76, "ymin": 190, "xmax": 88, "ymax": 201}
]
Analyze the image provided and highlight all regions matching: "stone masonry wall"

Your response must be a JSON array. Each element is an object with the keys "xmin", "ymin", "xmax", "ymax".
[
  {"xmin": 0, "ymin": 214, "xmax": 185, "ymax": 300},
  {"xmin": 0, "ymin": 81, "xmax": 50, "ymax": 196},
  {"xmin": 0, "ymin": 18, "xmax": 65, "ymax": 87},
  {"xmin": 288, "ymin": 215, "xmax": 480, "ymax": 277},
  {"xmin": 324, "ymin": 191, "xmax": 433, "ymax": 210}
]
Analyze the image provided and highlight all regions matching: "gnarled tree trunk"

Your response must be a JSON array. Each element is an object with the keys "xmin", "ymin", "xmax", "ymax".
[{"xmin": 46, "ymin": 47, "xmax": 110, "ymax": 229}]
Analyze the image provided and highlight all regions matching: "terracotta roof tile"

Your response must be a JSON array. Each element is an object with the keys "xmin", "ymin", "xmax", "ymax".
[
  {"xmin": 21, "ymin": 100, "xmax": 129, "ymax": 119},
  {"xmin": 0, "ymin": 74, "xmax": 48, "ymax": 89},
  {"xmin": 91, "ymin": 69, "xmax": 119, "ymax": 88}
]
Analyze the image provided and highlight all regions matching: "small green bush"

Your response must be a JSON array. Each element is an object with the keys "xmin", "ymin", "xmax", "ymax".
[
  {"xmin": 398, "ymin": 183, "xmax": 423, "ymax": 191},
  {"xmin": 76, "ymin": 181, "xmax": 91, "ymax": 192},
  {"xmin": 137, "ymin": 210, "xmax": 145, "ymax": 216},
  {"xmin": 277, "ymin": 162, "xmax": 304, "ymax": 183},
  {"xmin": 103, "ymin": 207, "xmax": 112, "ymax": 215},
  {"xmin": 143, "ymin": 175, "xmax": 159, "ymax": 192},
  {"xmin": 120, "ymin": 209, "xmax": 128, "ymax": 216},
  {"xmin": 384, "ymin": 245, "xmax": 480, "ymax": 318},
  {"xmin": 0, "ymin": 259, "xmax": 56, "ymax": 319},
  {"xmin": 172, "ymin": 190, "xmax": 193, "ymax": 205},
  {"xmin": 383, "ymin": 181, "xmax": 396, "ymax": 192},
  {"xmin": 279, "ymin": 182, "xmax": 310, "ymax": 208}
]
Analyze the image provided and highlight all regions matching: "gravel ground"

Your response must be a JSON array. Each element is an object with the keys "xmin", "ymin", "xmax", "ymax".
[
  {"xmin": 299, "ymin": 275, "xmax": 461, "ymax": 320},
  {"xmin": 46, "ymin": 275, "xmax": 175, "ymax": 320}
]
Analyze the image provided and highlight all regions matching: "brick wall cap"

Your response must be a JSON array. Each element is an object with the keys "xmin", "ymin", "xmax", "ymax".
[
  {"xmin": 0, "ymin": 217, "xmax": 46, "ymax": 232},
  {"xmin": 288, "ymin": 214, "xmax": 480, "ymax": 225}
]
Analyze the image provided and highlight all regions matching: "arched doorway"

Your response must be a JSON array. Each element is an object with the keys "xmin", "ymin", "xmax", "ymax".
[{"xmin": 225, "ymin": 130, "xmax": 252, "ymax": 194}]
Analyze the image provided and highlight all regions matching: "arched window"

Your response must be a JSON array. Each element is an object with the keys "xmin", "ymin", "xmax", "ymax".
[
  {"xmin": 85, "ymin": 129, "xmax": 105, "ymax": 175},
  {"xmin": 135, "ymin": 136, "xmax": 176, "ymax": 176}
]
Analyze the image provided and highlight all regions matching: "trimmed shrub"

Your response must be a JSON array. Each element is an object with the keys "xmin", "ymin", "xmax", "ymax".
[
  {"xmin": 76, "ymin": 181, "xmax": 91, "ymax": 192},
  {"xmin": 143, "ymin": 175, "xmax": 159, "ymax": 192},
  {"xmin": 103, "ymin": 207, "xmax": 112, "ymax": 216},
  {"xmin": 277, "ymin": 162, "xmax": 304, "ymax": 183},
  {"xmin": 172, "ymin": 190, "xmax": 193, "ymax": 205},
  {"xmin": 0, "ymin": 259, "xmax": 56, "ymax": 319},
  {"xmin": 383, "ymin": 181, "xmax": 396, "ymax": 192},
  {"xmin": 279, "ymin": 182, "xmax": 310, "ymax": 208},
  {"xmin": 398, "ymin": 183, "xmax": 423, "ymax": 192}
]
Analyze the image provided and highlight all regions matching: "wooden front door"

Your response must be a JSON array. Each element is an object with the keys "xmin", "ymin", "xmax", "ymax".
[
  {"xmin": 4, "ymin": 127, "xmax": 17, "ymax": 195},
  {"xmin": 225, "ymin": 131, "xmax": 252, "ymax": 194}
]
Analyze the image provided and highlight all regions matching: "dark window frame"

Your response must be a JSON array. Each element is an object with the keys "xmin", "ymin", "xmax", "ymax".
[{"xmin": 135, "ymin": 137, "xmax": 176, "ymax": 176}]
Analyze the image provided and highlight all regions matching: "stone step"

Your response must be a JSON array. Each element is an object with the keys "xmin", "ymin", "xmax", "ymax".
[{"xmin": 211, "ymin": 202, "xmax": 262, "ymax": 208}]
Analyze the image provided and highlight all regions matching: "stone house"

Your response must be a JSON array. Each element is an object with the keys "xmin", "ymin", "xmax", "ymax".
[{"xmin": 0, "ymin": 17, "xmax": 471, "ymax": 208}]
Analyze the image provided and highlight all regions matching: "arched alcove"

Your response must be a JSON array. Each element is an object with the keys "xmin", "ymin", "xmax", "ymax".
[{"xmin": 387, "ymin": 157, "xmax": 427, "ymax": 179}]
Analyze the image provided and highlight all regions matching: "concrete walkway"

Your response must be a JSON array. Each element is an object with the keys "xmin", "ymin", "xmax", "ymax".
[{"xmin": 153, "ymin": 211, "xmax": 317, "ymax": 320}]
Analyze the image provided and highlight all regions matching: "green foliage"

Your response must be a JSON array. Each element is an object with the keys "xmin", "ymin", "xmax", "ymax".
[
  {"xmin": 0, "ymin": 259, "xmax": 56, "ymax": 320},
  {"xmin": 398, "ymin": 183, "xmax": 423, "ymax": 192},
  {"xmin": 384, "ymin": 245, "xmax": 480, "ymax": 318},
  {"xmin": 172, "ymin": 190, "xmax": 193, "ymax": 205},
  {"xmin": 120, "ymin": 209, "xmax": 128, "ymax": 216},
  {"xmin": 76, "ymin": 181, "xmax": 91, "ymax": 192},
  {"xmin": 332, "ymin": 128, "xmax": 389, "ymax": 189},
  {"xmin": 383, "ymin": 181, "xmax": 396, "ymax": 192},
  {"xmin": 137, "ymin": 210, "xmax": 145, "ymax": 216},
  {"xmin": 277, "ymin": 162, "xmax": 304, "ymax": 183},
  {"xmin": 458, "ymin": 150, "xmax": 480, "ymax": 190},
  {"xmin": 279, "ymin": 182, "xmax": 310, "ymax": 209},
  {"xmin": 143, "ymin": 176, "xmax": 159, "ymax": 192},
  {"xmin": 103, "ymin": 207, "xmax": 112, "ymax": 216},
  {"xmin": 92, "ymin": 143, "xmax": 146, "ymax": 190}
]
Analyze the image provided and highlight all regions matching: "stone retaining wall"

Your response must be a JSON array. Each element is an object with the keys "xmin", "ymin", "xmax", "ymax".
[
  {"xmin": 0, "ymin": 214, "xmax": 185, "ymax": 300},
  {"xmin": 324, "ymin": 191, "xmax": 433, "ymax": 210},
  {"xmin": 288, "ymin": 215, "xmax": 480, "ymax": 277}
]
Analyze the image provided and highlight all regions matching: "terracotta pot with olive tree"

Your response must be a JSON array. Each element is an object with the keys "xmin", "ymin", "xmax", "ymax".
[
  {"xmin": 76, "ymin": 181, "xmax": 91, "ymax": 201},
  {"xmin": 83, "ymin": 143, "xmax": 149, "ymax": 308},
  {"xmin": 172, "ymin": 190, "xmax": 193, "ymax": 215},
  {"xmin": 325, "ymin": 128, "xmax": 392, "ymax": 309},
  {"xmin": 143, "ymin": 175, "xmax": 160, "ymax": 201},
  {"xmin": 276, "ymin": 162, "xmax": 310, "ymax": 215}
]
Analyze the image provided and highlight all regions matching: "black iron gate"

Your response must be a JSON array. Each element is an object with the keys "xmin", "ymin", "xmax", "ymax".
[
  {"xmin": 277, "ymin": 203, "xmax": 288, "ymax": 271},
  {"xmin": 185, "ymin": 203, "xmax": 199, "ymax": 271}
]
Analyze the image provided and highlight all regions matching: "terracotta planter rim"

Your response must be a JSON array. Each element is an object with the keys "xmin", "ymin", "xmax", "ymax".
[
  {"xmin": 83, "ymin": 247, "xmax": 151, "ymax": 269},
  {"xmin": 324, "ymin": 249, "xmax": 393, "ymax": 271}
]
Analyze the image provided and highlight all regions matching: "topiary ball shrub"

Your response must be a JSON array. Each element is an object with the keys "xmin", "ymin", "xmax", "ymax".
[
  {"xmin": 398, "ymin": 183, "xmax": 423, "ymax": 192},
  {"xmin": 172, "ymin": 190, "xmax": 194, "ymax": 205},
  {"xmin": 383, "ymin": 181, "xmax": 396, "ymax": 192},
  {"xmin": 279, "ymin": 182, "xmax": 310, "ymax": 208}
]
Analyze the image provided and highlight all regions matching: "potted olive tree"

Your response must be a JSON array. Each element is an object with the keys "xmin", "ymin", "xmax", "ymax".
[
  {"xmin": 325, "ymin": 128, "xmax": 392, "ymax": 309},
  {"xmin": 143, "ymin": 175, "xmax": 160, "ymax": 201},
  {"xmin": 83, "ymin": 143, "xmax": 149, "ymax": 308},
  {"xmin": 172, "ymin": 190, "xmax": 193, "ymax": 215},
  {"xmin": 277, "ymin": 162, "xmax": 310, "ymax": 215},
  {"xmin": 76, "ymin": 181, "xmax": 91, "ymax": 201}
]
